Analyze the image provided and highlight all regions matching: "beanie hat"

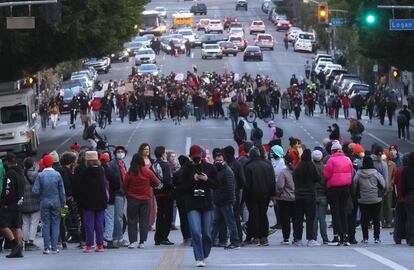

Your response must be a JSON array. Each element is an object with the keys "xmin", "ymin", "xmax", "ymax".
[
  {"xmin": 43, "ymin": 155, "xmax": 54, "ymax": 168},
  {"xmin": 312, "ymin": 150, "xmax": 323, "ymax": 162},
  {"xmin": 353, "ymin": 144, "xmax": 364, "ymax": 154},
  {"xmin": 178, "ymin": 155, "xmax": 190, "ymax": 166},
  {"xmin": 322, "ymin": 138, "xmax": 331, "ymax": 146},
  {"xmin": 70, "ymin": 143, "xmax": 81, "ymax": 152},
  {"xmin": 331, "ymin": 140, "xmax": 342, "ymax": 151},
  {"xmin": 49, "ymin": 150, "xmax": 60, "ymax": 163},
  {"xmin": 85, "ymin": 151, "xmax": 99, "ymax": 161},
  {"xmin": 100, "ymin": 153, "xmax": 110, "ymax": 162},
  {"xmin": 271, "ymin": 145, "xmax": 284, "ymax": 158},
  {"xmin": 189, "ymin": 145, "xmax": 203, "ymax": 159}
]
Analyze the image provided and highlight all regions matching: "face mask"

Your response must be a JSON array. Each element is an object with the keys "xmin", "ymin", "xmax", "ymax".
[
  {"xmin": 192, "ymin": 157, "xmax": 201, "ymax": 164},
  {"xmin": 381, "ymin": 154, "xmax": 387, "ymax": 161},
  {"xmin": 390, "ymin": 150, "xmax": 397, "ymax": 158},
  {"xmin": 214, "ymin": 160, "xmax": 225, "ymax": 170},
  {"xmin": 116, "ymin": 152, "xmax": 125, "ymax": 160}
]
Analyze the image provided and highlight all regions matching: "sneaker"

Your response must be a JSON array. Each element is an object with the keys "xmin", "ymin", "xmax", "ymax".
[
  {"xmin": 341, "ymin": 235, "xmax": 351, "ymax": 246},
  {"xmin": 260, "ymin": 239, "xmax": 269, "ymax": 246},
  {"xmin": 374, "ymin": 239, "xmax": 381, "ymax": 244},
  {"xmin": 128, "ymin": 242, "xmax": 137, "ymax": 249},
  {"xmin": 322, "ymin": 239, "xmax": 330, "ymax": 245},
  {"xmin": 52, "ymin": 249, "xmax": 60, "ymax": 254},
  {"xmin": 138, "ymin": 243, "xmax": 145, "ymax": 249},
  {"xmin": 196, "ymin": 260, "xmax": 206, "ymax": 267},
  {"xmin": 349, "ymin": 238, "xmax": 358, "ymax": 245},
  {"xmin": 62, "ymin": 242, "xmax": 68, "ymax": 249},
  {"xmin": 307, "ymin": 240, "xmax": 321, "ymax": 247},
  {"xmin": 6, "ymin": 243, "xmax": 23, "ymax": 258},
  {"xmin": 224, "ymin": 244, "xmax": 240, "ymax": 250},
  {"xmin": 268, "ymin": 228, "xmax": 277, "ymax": 235},
  {"xmin": 83, "ymin": 245, "xmax": 92, "ymax": 253},
  {"xmin": 280, "ymin": 239, "xmax": 290, "ymax": 245},
  {"xmin": 361, "ymin": 239, "xmax": 368, "ymax": 244},
  {"xmin": 120, "ymin": 240, "xmax": 130, "ymax": 247},
  {"xmin": 292, "ymin": 240, "xmax": 303, "ymax": 246},
  {"xmin": 31, "ymin": 243, "xmax": 41, "ymax": 251},
  {"xmin": 96, "ymin": 244, "xmax": 105, "ymax": 252},
  {"xmin": 328, "ymin": 236, "xmax": 340, "ymax": 246},
  {"xmin": 105, "ymin": 240, "xmax": 119, "ymax": 249},
  {"xmin": 181, "ymin": 239, "xmax": 192, "ymax": 246},
  {"xmin": 43, "ymin": 248, "xmax": 51, "ymax": 255},
  {"xmin": 241, "ymin": 239, "xmax": 253, "ymax": 246},
  {"xmin": 253, "ymin": 238, "xmax": 261, "ymax": 246}
]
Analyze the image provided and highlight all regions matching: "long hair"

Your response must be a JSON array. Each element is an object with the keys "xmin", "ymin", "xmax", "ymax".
[
  {"xmin": 129, "ymin": 154, "xmax": 145, "ymax": 175},
  {"xmin": 138, "ymin": 143, "xmax": 151, "ymax": 158}
]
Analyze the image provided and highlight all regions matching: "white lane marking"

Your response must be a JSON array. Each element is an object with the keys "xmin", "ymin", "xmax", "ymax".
[
  {"xmin": 125, "ymin": 121, "xmax": 141, "ymax": 148},
  {"xmin": 186, "ymin": 137, "xmax": 191, "ymax": 155},
  {"xmin": 210, "ymin": 263, "xmax": 356, "ymax": 268},
  {"xmin": 365, "ymin": 131, "xmax": 390, "ymax": 147},
  {"xmin": 191, "ymin": 52, "xmax": 194, "ymax": 58},
  {"xmin": 56, "ymin": 130, "xmax": 81, "ymax": 151},
  {"xmin": 354, "ymin": 248, "xmax": 409, "ymax": 270}
]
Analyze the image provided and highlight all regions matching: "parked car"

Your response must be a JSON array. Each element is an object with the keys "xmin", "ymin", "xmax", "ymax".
[
  {"xmin": 250, "ymin": 20, "xmax": 266, "ymax": 34},
  {"xmin": 205, "ymin": 19, "xmax": 224, "ymax": 33},
  {"xmin": 325, "ymin": 69, "xmax": 348, "ymax": 89},
  {"xmin": 137, "ymin": 64, "xmax": 159, "ymax": 76},
  {"xmin": 201, "ymin": 44, "xmax": 223, "ymax": 59},
  {"xmin": 287, "ymin": 27, "xmax": 302, "ymax": 42},
  {"xmin": 134, "ymin": 48, "xmax": 156, "ymax": 65},
  {"xmin": 339, "ymin": 78, "xmax": 362, "ymax": 94},
  {"xmin": 190, "ymin": 3, "xmax": 207, "ymax": 15},
  {"xmin": 229, "ymin": 36, "xmax": 247, "ymax": 51},
  {"xmin": 348, "ymin": 83, "xmax": 370, "ymax": 100},
  {"xmin": 235, "ymin": 0, "xmax": 248, "ymax": 11},
  {"xmin": 218, "ymin": 41, "xmax": 238, "ymax": 56},
  {"xmin": 197, "ymin": 18, "xmax": 210, "ymax": 30},
  {"xmin": 333, "ymin": 74, "xmax": 361, "ymax": 92},
  {"xmin": 83, "ymin": 57, "xmax": 111, "ymax": 73},
  {"xmin": 294, "ymin": 39, "xmax": 313, "ymax": 53},
  {"xmin": 255, "ymin": 33, "xmax": 274, "ymax": 50},
  {"xmin": 155, "ymin": 6, "xmax": 167, "ymax": 19},
  {"xmin": 243, "ymin": 46, "xmax": 263, "ymax": 61},
  {"xmin": 276, "ymin": 20, "xmax": 292, "ymax": 31}
]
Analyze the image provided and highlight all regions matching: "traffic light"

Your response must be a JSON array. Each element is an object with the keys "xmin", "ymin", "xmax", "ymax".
[
  {"xmin": 318, "ymin": 4, "xmax": 329, "ymax": 24},
  {"xmin": 364, "ymin": 13, "xmax": 377, "ymax": 25},
  {"xmin": 392, "ymin": 69, "xmax": 400, "ymax": 79}
]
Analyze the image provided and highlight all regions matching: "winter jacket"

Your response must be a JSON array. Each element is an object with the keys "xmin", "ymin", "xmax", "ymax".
[
  {"xmin": 32, "ymin": 168, "xmax": 66, "ymax": 209},
  {"xmin": 354, "ymin": 168, "xmax": 385, "ymax": 204},
  {"xmin": 152, "ymin": 159, "xmax": 174, "ymax": 197},
  {"xmin": 124, "ymin": 167, "xmax": 161, "ymax": 201},
  {"xmin": 250, "ymin": 127, "xmax": 263, "ymax": 146},
  {"xmin": 244, "ymin": 157, "xmax": 275, "ymax": 198},
  {"xmin": 103, "ymin": 164, "xmax": 120, "ymax": 205},
  {"xmin": 371, "ymin": 155, "xmax": 388, "ymax": 189},
  {"xmin": 401, "ymin": 165, "xmax": 414, "ymax": 197},
  {"xmin": 22, "ymin": 169, "xmax": 40, "ymax": 213},
  {"xmin": 59, "ymin": 166, "xmax": 73, "ymax": 198},
  {"xmin": 1, "ymin": 165, "xmax": 25, "ymax": 209},
  {"xmin": 109, "ymin": 158, "xmax": 127, "ymax": 196},
  {"xmin": 313, "ymin": 161, "xmax": 327, "ymax": 201},
  {"xmin": 271, "ymin": 158, "xmax": 286, "ymax": 180},
  {"xmin": 78, "ymin": 165, "xmax": 107, "ymax": 211},
  {"xmin": 177, "ymin": 160, "xmax": 218, "ymax": 212},
  {"xmin": 213, "ymin": 164, "xmax": 235, "ymax": 206},
  {"xmin": 275, "ymin": 168, "xmax": 295, "ymax": 201},
  {"xmin": 293, "ymin": 161, "xmax": 319, "ymax": 200},
  {"xmin": 324, "ymin": 152, "xmax": 353, "ymax": 188},
  {"xmin": 227, "ymin": 158, "xmax": 246, "ymax": 204}
]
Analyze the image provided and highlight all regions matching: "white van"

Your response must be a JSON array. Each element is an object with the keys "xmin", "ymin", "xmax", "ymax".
[{"xmin": 0, "ymin": 81, "xmax": 39, "ymax": 154}]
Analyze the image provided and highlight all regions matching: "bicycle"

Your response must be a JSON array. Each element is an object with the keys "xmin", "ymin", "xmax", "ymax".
[{"xmin": 246, "ymin": 106, "xmax": 274, "ymax": 123}]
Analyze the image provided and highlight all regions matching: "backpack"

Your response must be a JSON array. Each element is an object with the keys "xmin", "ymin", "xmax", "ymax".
[
  {"xmin": 397, "ymin": 113, "xmax": 407, "ymax": 125},
  {"xmin": 275, "ymin": 127, "xmax": 283, "ymax": 138},
  {"xmin": 151, "ymin": 161, "xmax": 164, "ymax": 181},
  {"xmin": 357, "ymin": 121, "xmax": 365, "ymax": 133},
  {"xmin": 253, "ymin": 128, "xmax": 263, "ymax": 139}
]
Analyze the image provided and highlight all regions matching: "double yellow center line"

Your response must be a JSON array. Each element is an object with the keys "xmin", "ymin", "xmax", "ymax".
[{"xmin": 156, "ymin": 245, "xmax": 187, "ymax": 270}]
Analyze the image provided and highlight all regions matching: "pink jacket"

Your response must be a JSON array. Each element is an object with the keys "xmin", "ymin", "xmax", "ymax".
[{"xmin": 324, "ymin": 152, "xmax": 354, "ymax": 188}]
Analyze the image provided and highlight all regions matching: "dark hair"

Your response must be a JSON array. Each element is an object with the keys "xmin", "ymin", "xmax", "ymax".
[
  {"xmin": 289, "ymin": 137, "xmax": 299, "ymax": 147},
  {"xmin": 374, "ymin": 145, "xmax": 384, "ymax": 156},
  {"xmin": 178, "ymin": 155, "xmax": 189, "ymax": 167},
  {"xmin": 154, "ymin": 146, "xmax": 166, "ymax": 159},
  {"xmin": 362, "ymin": 156, "xmax": 374, "ymax": 169},
  {"xmin": 23, "ymin": 157, "xmax": 35, "ymax": 169},
  {"xmin": 300, "ymin": 149, "xmax": 312, "ymax": 162},
  {"xmin": 128, "ymin": 154, "xmax": 145, "ymax": 175},
  {"xmin": 60, "ymin": 152, "xmax": 77, "ymax": 166},
  {"xmin": 138, "ymin": 143, "xmax": 151, "ymax": 157},
  {"xmin": 212, "ymin": 148, "xmax": 223, "ymax": 160}
]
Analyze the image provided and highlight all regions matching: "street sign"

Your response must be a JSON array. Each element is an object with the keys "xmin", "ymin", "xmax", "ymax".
[
  {"xmin": 389, "ymin": 19, "xmax": 414, "ymax": 31},
  {"xmin": 6, "ymin": 16, "xmax": 35, "ymax": 29},
  {"xmin": 373, "ymin": 64, "xmax": 378, "ymax": 73},
  {"xmin": 331, "ymin": 18, "xmax": 346, "ymax": 26}
]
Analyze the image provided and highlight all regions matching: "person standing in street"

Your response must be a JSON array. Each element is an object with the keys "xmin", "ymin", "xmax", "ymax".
[
  {"xmin": 21, "ymin": 157, "xmax": 40, "ymax": 251},
  {"xmin": 348, "ymin": 118, "xmax": 365, "ymax": 144},
  {"xmin": 250, "ymin": 121, "xmax": 263, "ymax": 146},
  {"xmin": 177, "ymin": 145, "xmax": 218, "ymax": 267},
  {"xmin": 32, "ymin": 154, "xmax": 66, "ymax": 255},
  {"xmin": 152, "ymin": 146, "xmax": 175, "ymax": 246},
  {"xmin": 78, "ymin": 151, "xmax": 107, "ymax": 253},
  {"xmin": 234, "ymin": 120, "xmax": 247, "ymax": 146},
  {"xmin": 304, "ymin": 61, "xmax": 311, "ymax": 79},
  {"xmin": 185, "ymin": 39, "xmax": 191, "ymax": 57},
  {"xmin": 125, "ymin": 154, "xmax": 162, "ymax": 249},
  {"xmin": 398, "ymin": 105, "xmax": 411, "ymax": 140},
  {"xmin": 244, "ymin": 147, "xmax": 275, "ymax": 246},
  {"xmin": 109, "ymin": 146, "xmax": 128, "ymax": 248},
  {"xmin": 401, "ymin": 152, "xmax": 414, "ymax": 246},
  {"xmin": 324, "ymin": 140, "xmax": 354, "ymax": 246},
  {"xmin": 211, "ymin": 150, "xmax": 240, "ymax": 249},
  {"xmin": 354, "ymin": 156, "xmax": 386, "ymax": 243},
  {"xmin": 0, "ymin": 153, "xmax": 25, "ymax": 258},
  {"xmin": 49, "ymin": 101, "xmax": 60, "ymax": 129},
  {"xmin": 229, "ymin": 96, "xmax": 240, "ymax": 132}
]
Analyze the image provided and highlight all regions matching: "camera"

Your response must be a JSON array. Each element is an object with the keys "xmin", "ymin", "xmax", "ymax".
[{"xmin": 193, "ymin": 189, "xmax": 205, "ymax": 197}]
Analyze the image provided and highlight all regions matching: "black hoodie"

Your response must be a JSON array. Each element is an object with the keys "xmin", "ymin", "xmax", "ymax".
[
  {"xmin": 1, "ymin": 165, "xmax": 25, "ymax": 208},
  {"xmin": 401, "ymin": 153, "xmax": 414, "ymax": 197}
]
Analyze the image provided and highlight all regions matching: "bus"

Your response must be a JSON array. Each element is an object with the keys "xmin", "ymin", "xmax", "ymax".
[{"xmin": 139, "ymin": 10, "xmax": 167, "ymax": 36}]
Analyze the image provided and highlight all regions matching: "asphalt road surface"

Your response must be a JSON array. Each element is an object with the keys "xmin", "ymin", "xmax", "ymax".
[{"xmin": 4, "ymin": 0, "xmax": 414, "ymax": 269}]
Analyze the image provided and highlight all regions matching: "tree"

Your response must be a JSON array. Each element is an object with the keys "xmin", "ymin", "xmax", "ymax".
[{"xmin": 0, "ymin": 0, "xmax": 147, "ymax": 81}]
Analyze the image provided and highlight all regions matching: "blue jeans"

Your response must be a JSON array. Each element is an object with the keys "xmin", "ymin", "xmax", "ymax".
[
  {"xmin": 194, "ymin": 107, "xmax": 202, "ymax": 122},
  {"xmin": 113, "ymin": 195, "xmax": 125, "ymax": 241},
  {"xmin": 313, "ymin": 198, "xmax": 329, "ymax": 242},
  {"xmin": 212, "ymin": 204, "xmax": 240, "ymax": 246},
  {"xmin": 187, "ymin": 210, "xmax": 213, "ymax": 261},
  {"xmin": 104, "ymin": 204, "xmax": 115, "ymax": 241},
  {"xmin": 40, "ymin": 204, "xmax": 61, "ymax": 251},
  {"xmin": 230, "ymin": 116, "xmax": 238, "ymax": 131},
  {"xmin": 222, "ymin": 104, "xmax": 229, "ymax": 118}
]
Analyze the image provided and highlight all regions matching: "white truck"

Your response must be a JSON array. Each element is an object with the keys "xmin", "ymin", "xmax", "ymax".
[{"xmin": 0, "ymin": 81, "xmax": 39, "ymax": 154}]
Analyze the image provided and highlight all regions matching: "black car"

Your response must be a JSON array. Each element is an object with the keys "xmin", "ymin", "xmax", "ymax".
[
  {"xmin": 223, "ymin": 17, "xmax": 239, "ymax": 30},
  {"xmin": 243, "ymin": 46, "xmax": 263, "ymax": 61},
  {"xmin": 192, "ymin": 34, "xmax": 227, "ymax": 48},
  {"xmin": 110, "ymin": 49, "xmax": 129, "ymax": 63},
  {"xmin": 236, "ymin": 0, "xmax": 248, "ymax": 11},
  {"xmin": 190, "ymin": 3, "xmax": 207, "ymax": 15},
  {"xmin": 84, "ymin": 57, "xmax": 111, "ymax": 73}
]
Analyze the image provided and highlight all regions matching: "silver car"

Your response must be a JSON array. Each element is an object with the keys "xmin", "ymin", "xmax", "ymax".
[{"xmin": 134, "ymin": 48, "xmax": 156, "ymax": 65}]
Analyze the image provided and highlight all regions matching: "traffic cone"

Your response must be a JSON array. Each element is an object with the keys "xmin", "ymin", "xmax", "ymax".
[
  {"xmin": 175, "ymin": 49, "xmax": 180, "ymax": 57},
  {"xmin": 205, "ymin": 145, "xmax": 212, "ymax": 163}
]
